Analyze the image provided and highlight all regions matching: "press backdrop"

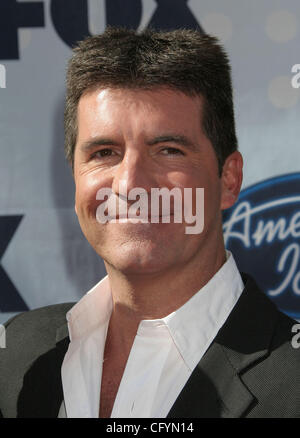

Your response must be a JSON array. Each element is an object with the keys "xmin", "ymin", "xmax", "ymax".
[{"xmin": 0, "ymin": 0, "xmax": 299, "ymax": 323}]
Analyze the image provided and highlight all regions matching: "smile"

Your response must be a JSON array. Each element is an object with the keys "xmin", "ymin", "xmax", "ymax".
[{"xmin": 107, "ymin": 214, "xmax": 174, "ymax": 223}]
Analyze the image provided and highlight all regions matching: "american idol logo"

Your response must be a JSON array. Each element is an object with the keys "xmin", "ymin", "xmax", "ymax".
[{"xmin": 223, "ymin": 173, "xmax": 300, "ymax": 320}]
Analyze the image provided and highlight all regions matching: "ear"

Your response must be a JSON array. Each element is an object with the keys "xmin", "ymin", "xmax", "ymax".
[{"xmin": 220, "ymin": 151, "xmax": 243, "ymax": 210}]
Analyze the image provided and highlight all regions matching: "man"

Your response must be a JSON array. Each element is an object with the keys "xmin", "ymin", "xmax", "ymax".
[{"xmin": 0, "ymin": 27, "xmax": 299, "ymax": 418}]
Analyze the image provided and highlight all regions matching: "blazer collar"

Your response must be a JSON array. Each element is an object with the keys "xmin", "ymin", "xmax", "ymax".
[{"xmin": 167, "ymin": 274, "xmax": 279, "ymax": 418}]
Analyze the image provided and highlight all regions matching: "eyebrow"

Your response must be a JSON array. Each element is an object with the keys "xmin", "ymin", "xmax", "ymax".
[
  {"xmin": 146, "ymin": 134, "xmax": 197, "ymax": 151},
  {"xmin": 80, "ymin": 138, "xmax": 119, "ymax": 152},
  {"xmin": 79, "ymin": 133, "xmax": 197, "ymax": 152}
]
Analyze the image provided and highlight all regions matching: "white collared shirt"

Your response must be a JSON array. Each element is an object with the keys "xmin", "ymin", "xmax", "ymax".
[{"xmin": 58, "ymin": 251, "xmax": 244, "ymax": 418}]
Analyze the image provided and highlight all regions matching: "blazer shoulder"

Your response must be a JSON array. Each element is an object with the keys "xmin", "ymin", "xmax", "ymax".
[
  {"xmin": 0, "ymin": 303, "xmax": 74, "ymax": 418},
  {"xmin": 4, "ymin": 302, "xmax": 75, "ymax": 328},
  {"xmin": 241, "ymin": 273, "xmax": 299, "ymax": 361},
  {"xmin": 235, "ymin": 275, "xmax": 300, "ymax": 417},
  {"xmin": 4, "ymin": 302, "xmax": 74, "ymax": 343},
  {"xmin": 1, "ymin": 302, "xmax": 74, "ymax": 365}
]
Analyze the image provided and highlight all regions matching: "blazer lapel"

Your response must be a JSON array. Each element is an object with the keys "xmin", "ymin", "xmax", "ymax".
[
  {"xmin": 167, "ymin": 341, "xmax": 255, "ymax": 418},
  {"xmin": 56, "ymin": 322, "xmax": 70, "ymax": 345},
  {"xmin": 167, "ymin": 275, "xmax": 279, "ymax": 418},
  {"xmin": 16, "ymin": 321, "xmax": 70, "ymax": 417},
  {"xmin": 52, "ymin": 323, "xmax": 71, "ymax": 416}
]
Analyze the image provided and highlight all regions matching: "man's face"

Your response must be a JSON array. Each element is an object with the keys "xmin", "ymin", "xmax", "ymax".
[{"xmin": 73, "ymin": 87, "xmax": 237, "ymax": 275}]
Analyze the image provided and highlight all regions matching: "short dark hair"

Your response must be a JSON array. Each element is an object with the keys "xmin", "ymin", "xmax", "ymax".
[{"xmin": 64, "ymin": 27, "xmax": 238, "ymax": 174}]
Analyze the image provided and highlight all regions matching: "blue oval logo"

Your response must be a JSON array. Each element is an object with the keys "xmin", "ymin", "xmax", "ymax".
[{"xmin": 222, "ymin": 173, "xmax": 300, "ymax": 320}]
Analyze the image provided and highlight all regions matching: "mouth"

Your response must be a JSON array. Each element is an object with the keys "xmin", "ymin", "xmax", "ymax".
[{"xmin": 107, "ymin": 214, "xmax": 174, "ymax": 223}]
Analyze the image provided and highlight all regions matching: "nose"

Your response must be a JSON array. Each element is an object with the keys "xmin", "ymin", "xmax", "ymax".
[{"xmin": 111, "ymin": 149, "xmax": 157, "ymax": 197}]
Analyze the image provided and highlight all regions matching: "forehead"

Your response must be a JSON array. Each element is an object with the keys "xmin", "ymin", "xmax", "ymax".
[{"xmin": 76, "ymin": 86, "xmax": 204, "ymax": 137}]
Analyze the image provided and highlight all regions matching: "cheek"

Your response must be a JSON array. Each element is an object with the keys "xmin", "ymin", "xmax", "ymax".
[
  {"xmin": 165, "ymin": 170, "xmax": 191, "ymax": 188},
  {"xmin": 187, "ymin": 170, "xmax": 222, "ymax": 217},
  {"xmin": 75, "ymin": 174, "xmax": 107, "ymax": 218},
  {"xmin": 203, "ymin": 179, "xmax": 222, "ymax": 220}
]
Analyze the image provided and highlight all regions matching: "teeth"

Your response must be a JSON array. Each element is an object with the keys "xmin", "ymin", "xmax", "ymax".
[
  {"xmin": 117, "ymin": 218, "xmax": 149, "ymax": 223},
  {"xmin": 107, "ymin": 215, "xmax": 173, "ymax": 221}
]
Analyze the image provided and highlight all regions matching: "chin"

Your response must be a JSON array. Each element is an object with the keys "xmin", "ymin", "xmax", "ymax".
[{"xmin": 100, "ymin": 242, "xmax": 177, "ymax": 276}]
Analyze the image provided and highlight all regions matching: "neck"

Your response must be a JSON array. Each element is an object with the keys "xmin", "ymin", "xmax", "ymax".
[{"xmin": 104, "ymin": 243, "xmax": 227, "ymax": 340}]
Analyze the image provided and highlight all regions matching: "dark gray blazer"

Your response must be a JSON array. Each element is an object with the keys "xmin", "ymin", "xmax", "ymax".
[{"xmin": 0, "ymin": 274, "xmax": 299, "ymax": 418}]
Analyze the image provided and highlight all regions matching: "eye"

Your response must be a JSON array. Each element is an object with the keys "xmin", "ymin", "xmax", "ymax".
[
  {"xmin": 161, "ymin": 147, "xmax": 184, "ymax": 155},
  {"xmin": 92, "ymin": 148, "xmax": 116, "ymax": 159}
]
